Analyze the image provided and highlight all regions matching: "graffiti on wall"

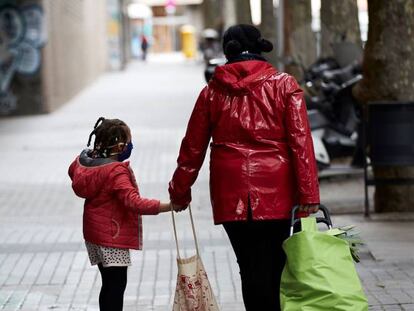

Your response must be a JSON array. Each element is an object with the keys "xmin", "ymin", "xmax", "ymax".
[{"xmin": 0, "ymin": 4, "xmax": 47, "ymax": 114}]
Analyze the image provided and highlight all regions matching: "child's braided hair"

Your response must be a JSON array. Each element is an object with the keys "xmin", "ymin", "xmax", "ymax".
[{"xmin": 87, "ymin": 117, "xmax": 129, "ymax": 158}]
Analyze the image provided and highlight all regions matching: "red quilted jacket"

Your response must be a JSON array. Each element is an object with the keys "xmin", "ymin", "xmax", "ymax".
[
  {"xmin": 169, "ymin": 60, "xmax": 319, "ymax": 224},
  {"xmin": 68, "ymin": 150, "xmax": 160, "ymax": 250}
]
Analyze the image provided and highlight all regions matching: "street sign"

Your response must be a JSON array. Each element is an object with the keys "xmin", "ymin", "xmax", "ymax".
[{"xmin": 165, "ymin": 0, "xmax": 176, "ymax": 15}]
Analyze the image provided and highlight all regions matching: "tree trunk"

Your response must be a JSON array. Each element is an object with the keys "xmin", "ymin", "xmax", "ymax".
[
  {"xmin": 320, "ymin": 0, "xmax": 362, "ymax": 57},
  {"xmin": 283, "ymin": 0, "xmax": 316, "ymax": 79},
  {"xmin": 202, "ymin": 0, "xmax": 220, "ymax": 29},
  {"xmin": 222, "ymin": 0, "xmax": 236, "ymax": 31},
  {"xmin": 235, "ymin": 0, "xmax": 252, "ymax": 25},
  {"xmin": 260, "ymin": 0, "xmax": 278, "ymax": 66},
  {"xmin": 353, "ymin": 0, "xmax": 414, "ymax": 212}
]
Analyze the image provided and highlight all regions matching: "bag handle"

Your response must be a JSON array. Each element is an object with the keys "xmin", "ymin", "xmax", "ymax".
[
  {"xmin": 170, "ymin": 204, "xmax": 200, "ymax": 259},
  {"xmin": 289, "ymin": 204, "xmax": 333, "ymax": 236}
]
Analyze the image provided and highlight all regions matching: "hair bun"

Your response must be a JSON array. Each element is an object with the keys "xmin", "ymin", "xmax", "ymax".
[
  {"xmin": 257, "ymin": 38, "xmax": 273, "ymax": 53},
  {"xmin": 224, "ymin": 39, "xmax": 243, "ymax": 56}
]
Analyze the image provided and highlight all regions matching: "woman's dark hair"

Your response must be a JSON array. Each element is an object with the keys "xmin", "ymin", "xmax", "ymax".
[
  {"xmin": 222, "ymin": 24, "xmax": 273, "ymax": 60},
  {"xmin": 87, "ymin": 117, "xmax": 129, "ymax": 157}
]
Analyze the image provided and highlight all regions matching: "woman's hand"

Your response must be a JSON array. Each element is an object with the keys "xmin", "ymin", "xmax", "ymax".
[{"xmin": 298, "ymin": 204, "xmax": 319, "ymax": 214}]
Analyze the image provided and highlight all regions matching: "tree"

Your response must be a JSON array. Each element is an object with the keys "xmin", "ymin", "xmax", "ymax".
[
  {"xmin": 320, "ymin": 0, "xmax": 362, "ymax": 57},
  {"xmin": 260, "ymin": 0, "xmax": 278, "ymax": 66},
  {"xmin": 353, "ymin": 0, "xmax": 414, "ymax": 212},
  {"xmin": 221, "ymin": 0, "xmax": 236, "ymax": 31},
  {"xmin": 235, "ymin": 0, "xmax": 252, "ymax": 24},
  {"xmin": 283, "ymin": 0, "xmax": 316, "ymax": 79},
  {"xmin": 203, "ymin": 0, "xmax": 237, "ymax": 35},
  {"xmin": 202, "ymin": 0, "xmax": 221, "ymax": 29}
]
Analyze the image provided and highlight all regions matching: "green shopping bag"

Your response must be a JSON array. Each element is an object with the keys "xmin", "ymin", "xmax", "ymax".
[{"xmin": 280, "ymin": 205, "xmax": 368, "ymax": 311}]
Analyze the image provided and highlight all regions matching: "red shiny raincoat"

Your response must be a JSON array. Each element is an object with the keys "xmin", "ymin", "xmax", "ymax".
[{"xmin": 169, "ymin": 60, "xmax": 319, "ymax": 224}]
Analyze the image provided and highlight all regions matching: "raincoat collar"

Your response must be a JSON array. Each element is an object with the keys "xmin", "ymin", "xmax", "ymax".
[
  {"xmin": 79, "ymin": 149, "xmax": 117, "ymax": 167},
  {"xmin": 226, "ymin": 52, "xmax": 267, "ymax": 64}
]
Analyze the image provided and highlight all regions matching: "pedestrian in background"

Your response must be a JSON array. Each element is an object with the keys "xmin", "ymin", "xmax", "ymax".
[
  {"xmin": 68, "ymin": 117, "xmax": 176, "ymax": 311},
  {"xmin": 141, "ymin": 35, "xmax": 149, "ymax": 61},
  {"xmin": 169, "ymin": 24, "xmax": 320, "ymax": 310}
]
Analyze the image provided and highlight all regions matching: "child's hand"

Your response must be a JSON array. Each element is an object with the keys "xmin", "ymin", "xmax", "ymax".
[
  {"xmin": 159, "ymin": 202, "xmax": 188, "ymax": 213},
  {"xmin": 159, "ymin": 202, "xmax": 172, "ymax": 213}
]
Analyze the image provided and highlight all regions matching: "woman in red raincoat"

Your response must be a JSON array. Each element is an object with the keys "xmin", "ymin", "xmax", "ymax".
[{"xmin": 169, "ymin": 24, "xmax": 320, "ymax": 310}]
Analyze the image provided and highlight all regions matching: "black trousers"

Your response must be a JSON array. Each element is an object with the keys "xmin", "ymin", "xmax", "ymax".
[
  {"xmin": 98, "ymin": 263, "xmax": 128, "ymax": 311},
  {"xmin": 223, "ymin": 219, "xmax": 291, "ymax": 311}
]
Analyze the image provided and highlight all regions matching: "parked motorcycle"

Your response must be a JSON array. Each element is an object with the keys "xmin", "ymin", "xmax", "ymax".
[
  {"xmin": 200, "ymin": 29, "xmax": 223, "ymax": 65},
  {"xmin": 295, "ymin": 41, "xmax": 364, "ymax": 172},
  {"xmin": 308, "ymin": 71, "xmax": 363, "ymax": 170},
  {"xmin": 204, "ymin": 57, "xmax": 226, "ymax": 83}
]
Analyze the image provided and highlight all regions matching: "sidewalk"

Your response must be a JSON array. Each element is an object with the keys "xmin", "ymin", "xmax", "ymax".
[
  {"xmin": 1, "ymin": 55, "xmax": 414, "ymax": 310},
  {"xmin": 0, "ymin": 56, "xmax": 242, "ymax": 311}
]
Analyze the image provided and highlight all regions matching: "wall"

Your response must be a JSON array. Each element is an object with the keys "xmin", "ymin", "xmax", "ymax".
[
  {"xmin": 107, "ymin": 0, "xmax": 131, "ymax": 70},
  {"xmin": 41, "ymin": 0, "xmax": 108, "ymax": 113},
  {"xmin": 0, "ymin": 0, "xmax": 46, "ymax": 115},
  {"xmin": 0, "ymin": 0, "xmax": 109, "ymax": 116}
]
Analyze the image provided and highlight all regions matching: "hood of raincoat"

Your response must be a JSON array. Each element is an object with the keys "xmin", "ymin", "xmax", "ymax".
[
  {"xmin": 211, "ymin": 60, "xmax": 277, "ymax": 94},
  {"xmin": 68, "ymin": 149, "xmax": 125, "ymax": 199}
]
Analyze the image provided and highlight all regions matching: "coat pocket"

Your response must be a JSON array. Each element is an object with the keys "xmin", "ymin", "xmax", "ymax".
[{"xmin": 111, "ymin": 219, "xmax": 120, "ymax": 239}]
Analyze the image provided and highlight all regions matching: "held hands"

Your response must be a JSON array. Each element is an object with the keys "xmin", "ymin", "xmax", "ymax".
[
  {"xmin": 298, "ymin": 204, "xmax": 319, "ymax": 214},
  {"xmin": 159, "ymin": 202, "xmax": 188, "ymax": 213},
  {"xmin": 171, "ymin": 202, "xmax": 188, "ymax": 213}
]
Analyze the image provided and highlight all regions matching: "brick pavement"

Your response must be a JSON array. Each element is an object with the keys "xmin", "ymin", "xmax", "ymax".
[{"xmin": 1, "ymin": 55, "xmax": 414, "ymax": 310}]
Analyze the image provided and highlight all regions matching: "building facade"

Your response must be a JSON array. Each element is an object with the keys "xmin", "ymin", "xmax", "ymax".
[{"xmin": 0, "ymin": 0, "xmax": 129, "ymax": 116}]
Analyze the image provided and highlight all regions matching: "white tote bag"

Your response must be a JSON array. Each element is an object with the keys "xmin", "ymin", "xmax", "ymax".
[{"xmin": 171, "ymin": 205, "xmax": 220, "ymax": 311}]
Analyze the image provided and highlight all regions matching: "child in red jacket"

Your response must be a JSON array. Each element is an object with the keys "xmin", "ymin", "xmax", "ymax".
[{"xmin": 69, "ymin": 117, "xmax": 181, "ymax": 311}]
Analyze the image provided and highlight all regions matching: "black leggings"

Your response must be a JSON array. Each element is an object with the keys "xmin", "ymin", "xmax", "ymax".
[
  {"xmin": 98, "ymin": 263, "xmax": 128, "ymax": 311},
  {"xmin": 223, "ymin": 219, "xmax": 291, "ymax": 311}
]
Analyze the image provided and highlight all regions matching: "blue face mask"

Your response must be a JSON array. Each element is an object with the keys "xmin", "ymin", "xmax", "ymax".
[{"xmin": 118, "ymin": 142, "xmax": 133, "ymax": 161}]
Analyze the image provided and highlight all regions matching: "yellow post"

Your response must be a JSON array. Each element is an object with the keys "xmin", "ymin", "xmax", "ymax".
[{"xmin": 180, "ymin": 25, "xmax": 196, "ymax": 59}]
